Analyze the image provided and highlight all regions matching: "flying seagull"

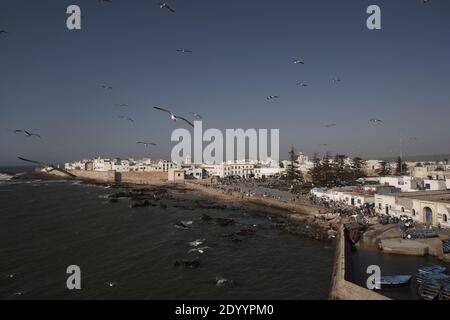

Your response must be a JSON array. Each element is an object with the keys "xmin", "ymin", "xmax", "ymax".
[
  {"xmin": 176, "ymin": 49, "xmax": 192, "ymax": 54},
  {"xmin": 153, "ymin": 107, "xmax": 194, "ymax": 127},
  {"xmin": 296, "ymin": 82, "xmax": 308, "ymax": 87},
  {"xmin": 118, "ymin": 116, "xmax": 134, "ymax": 124},
  {"xmin": 115, "ymin": 103, "xmax": 129, "ymax": 108},
  {"xmin": 293, "ymin": 59, "xmax": 304, "ymax": 65},
  {"xmin": 13, "ymin": 130, "xmax": 41, "ymax": 138},
  {"xmin": 98, "ymin": 0, "xmax": 112, "ymax": 3},
  {"xmin": 369, "ymin": 119, "xmax": 383, "ymax": 124},
  {"xmin": 188, "ymin": 246, "xmax": 210, "ymax": 254},
  {"xmin": 158, "ymin": 2, "xmax": 175, "ymax": 13},
  {"xmin": 332, "ymin": 77, "xmax": 341, "ymax": 83},
  {"xmin": 0, "ymin": 30, "xmax": 7, "ymax": 35},
  {"xmin": 17, "ymin": 157, "xmax": 76, "ymax": 177},
  {"xmin": 101, "ymin": 85, "xmax": 113, "ymax": 90},
  {"xmin": 325, "ymin": 123, "xmax": 337, "ymax": 128},
  {"xmin": 190, "ymin": 112, "xmax": 203, "ymax": 120},
  {"xmin": 104, "ymin": 282, "xmax": 117, "ymax": 287},
  {"xmin": 266, "ymin": 95, "xmax": 279, "ymax": 101},
  {"xmin": 137, "ymin": 142, "xmax": 157, "ymax": 147}
]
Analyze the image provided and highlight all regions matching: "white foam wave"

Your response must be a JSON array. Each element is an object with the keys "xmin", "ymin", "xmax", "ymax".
[{"xmin": 0, "ymin": 173, "xmax": 13, "ymax": 181}]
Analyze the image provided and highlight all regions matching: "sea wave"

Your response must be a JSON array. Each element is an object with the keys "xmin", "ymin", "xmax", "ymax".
[{"xmin": 0, "ymin": 173, "xmax": 13, "ymax": 181}]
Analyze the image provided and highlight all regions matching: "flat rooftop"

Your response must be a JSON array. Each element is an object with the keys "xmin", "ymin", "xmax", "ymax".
[{"xmin": 382, "ymin": 190, "xmax": 450, "ymax": 204}]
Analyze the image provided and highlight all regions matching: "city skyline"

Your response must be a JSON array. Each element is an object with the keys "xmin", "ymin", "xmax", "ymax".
[{"xmin": 1, "ymin": 0, "xmax": 450, "ymax": 165}]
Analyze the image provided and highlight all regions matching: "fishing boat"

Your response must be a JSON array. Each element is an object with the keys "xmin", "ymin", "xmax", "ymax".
[
  {"xmin": 377, "ymin": 275, "xmax": 412, "ymax": 288},
  {"xmin": 419, "ymin": 278, "xmax": 441, "ymax": 300},
  {"xmin": 439, "ymin": 283, "xmax": 450, "ymax": 300},
  {"xmin": 416, "ymin": 265, "xmax": 448, "ymax": 285},
  {"xmin": 404, "ymin": 229, "xmax": 438, "ymax": 240},
  {"xmin": 417, "ymin": 265, "xmax": 447, "ymax": 275}
]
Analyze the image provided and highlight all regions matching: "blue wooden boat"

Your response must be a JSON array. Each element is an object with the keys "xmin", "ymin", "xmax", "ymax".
[
  {"xmin": 439, "ymin": 283, "xmax": 450, "ymax": 300},
  {"xmin": 419, "ymin": 278, "xmax": 441, "ymax": 300},
  {"xmin": 416, "ymin": 265, "xmax": 448, "ymax": 285},
  {"xmin": 377, "ymin": 275, "xmax": 412, "ymax": 287},
  {"xmin": 417, "ymin": 265, "xmax": 447, "ymax": 275}
]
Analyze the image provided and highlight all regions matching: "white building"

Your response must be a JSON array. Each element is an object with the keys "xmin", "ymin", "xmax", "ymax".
[
  {"xmin": 379, "ymin": 176, "xmax": 418, "ymax": 192},
  {"xmin": 93, "ymin": 157, "xmax": 113, "ymax": 171},
  {"xmin": 310, "ymin": 187, "xmax": 375, "ymax": 207},
  {"xmin": 423, "ymin": 179, "xmax": 447, "ymax": 191},
  {"xmin": 254, "ymin": 167, "xmax": 283, "ymax": 179},
  {"xmin": 223, "ymin": 162, "xmax": 255, "ymax": 178},
  {"xmin": 374, "ymin": 191, "xmax": 450, "ymax": 228}
]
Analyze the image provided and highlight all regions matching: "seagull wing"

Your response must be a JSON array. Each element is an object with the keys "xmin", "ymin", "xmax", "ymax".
[
  {"xmin": 177, "ymin": 116, "xmax": 195, "ymax": 128},
  {"xmin": 18, "ymin": 157, "xmax": 46, "ymax": 166},
  {"xmin": 154, "ymin": 106, "xmax": 173, "ymax": 115},
  {"xmin": 18, "ymin": 157, "xmax": 76, "ymax": 177}
]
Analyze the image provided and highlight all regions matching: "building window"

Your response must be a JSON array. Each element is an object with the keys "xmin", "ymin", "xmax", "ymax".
[
  {"xmin": 401, "ymin": 207, "xmax": 405, "ymax": 213},
  {"xmin": 444, "ymin": 214, "xmax": 448, "ymax": 223},
  {"xmin": 412, "ymin": 209, "xmax": 416, "ymax": 216}
]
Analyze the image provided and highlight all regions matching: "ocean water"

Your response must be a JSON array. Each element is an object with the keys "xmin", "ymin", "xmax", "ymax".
[{"xmin": 0, "ymin": 179, "xmax": 335, "ymax": 300}]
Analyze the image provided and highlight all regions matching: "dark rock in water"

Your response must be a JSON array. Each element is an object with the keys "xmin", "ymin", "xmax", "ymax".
[
  {"xmin": 109, "ymin": 191, "xmax": 133, "ymax": 199},
  {"xmin": 201, "ymin": 214, "xmax": 214, "ymax": 222},
  {"xmin": 222, "ymin": 233, "xmax": 244, "ymax": 242},
  {"xmin": 273, "ymin": 222, "xmax": 329, "ymax": 241},
  {"xmin": 174, "ymin": 259, "xmax": 200, "ymax": 269},
  {"xmin": 173, "ymin": 204, "xmax": 195, "ymax": 210},
  {"xmin": 194, "ymin": 200, "xmax": 227, "ymax": 210},
  {"xmin": 174, "ymin": 221, "xmax": 192, "ymax": 229},
  {"xmin": 215, "ymin": 276, "xmax": 234, "ymax": 287},
  {"xmin": 130, "ymin": 200, "xmax": 151, "ymax": 208},
  {"xmin": 216, "ymin": 218, "xmax": 236, "ymax": 227},
  {"xmin": 108, "ymin": 198, "xmax": 119, "ymax": 204},
  {"xmin": 236, "ymin": 228, "xmax": 256, "ymax": 236}
]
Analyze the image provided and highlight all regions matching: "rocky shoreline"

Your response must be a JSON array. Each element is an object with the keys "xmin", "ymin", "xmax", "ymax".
[{"xmin": 7, "ymin": 171, "xmax": 342, "ymax": 242}]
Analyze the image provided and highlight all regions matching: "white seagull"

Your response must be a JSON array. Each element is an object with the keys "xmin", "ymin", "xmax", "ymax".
[
  {"xmin": 158, "ymin": 2, "xmax": 175, "ymax": 13},
  {"xmin": 369, "ymin": 119, "xmax": 383, "ymax": 124},
  {"xmin": 189, "ymin": 239, "xmax": 205, "ymax": 247},
  {"xmin": 137, "ymin": 141, "xmax": 157, "ymax": 147},
  {"xmin": 190, "ymin": 112, "xmax": 203, "ymax": 120},
  {"xmin": 176, "ymin": 49, "xmax": 192, "ymax": 54},
  {"xmin": 17, "ymin": 157, "xmax": 76, "ymax": 177},
  {"xmin": 104, "ymin": 282, "xmax": 117, "ymax": 287},
  {"xmin": 13, "ymin": 130, "xmax": 41, "ymax": 138},
  {"xmin": 296, "ymin": 82, "xmax": 308, "ymax": 87},
  {"xmin": 293, "ymin": 59, "xmax": 304, "ymax": 65},
  {"xmin": 153, "ymin": 107, "xmax": 194, "ymax": 127},
  {"xmin": 188, "ymin": 246, "xmax": 210, "ymax": 254},
  {"xmin": 266, "ymin": 95, "xmax": 279, "ymax": 101},
  {"xmin": 332, "ymin": 77, "xmax": 341, "ymax": 83}
]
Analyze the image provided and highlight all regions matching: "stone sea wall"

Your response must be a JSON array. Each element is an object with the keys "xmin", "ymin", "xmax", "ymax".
[
  {"xmin": 48, "ymin": 169, "xmax": 168, "ymax": 184},
  {"xmin": 329, "ymin": 226, "xmax": 389, "ymax": 300},
  {"xmin": 117, "ymin": 171, "xmax": 167, "ymax": 184}
]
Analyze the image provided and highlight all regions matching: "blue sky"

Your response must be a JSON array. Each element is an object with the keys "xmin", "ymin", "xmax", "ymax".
[{"xmin": 1, "ymin": 0, "xmax": 450, "ymax": 165}]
